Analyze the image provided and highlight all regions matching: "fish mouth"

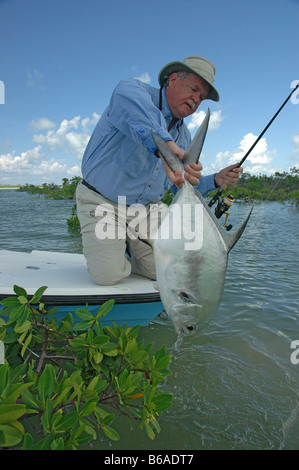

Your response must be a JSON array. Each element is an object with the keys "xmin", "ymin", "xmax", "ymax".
[{"xmin": 169, "ymin": 302, "xmax": 200, "ymax": 335}]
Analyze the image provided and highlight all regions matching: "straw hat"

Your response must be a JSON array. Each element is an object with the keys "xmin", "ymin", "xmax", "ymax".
[{"xmin": 158, "ymin": 56, "xmax": 219, "ymax": 102}]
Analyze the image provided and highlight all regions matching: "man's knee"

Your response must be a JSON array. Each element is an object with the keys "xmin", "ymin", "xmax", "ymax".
[{"xmin": 85, "ymin": 251, "xmax": 131, "ymax": 286}]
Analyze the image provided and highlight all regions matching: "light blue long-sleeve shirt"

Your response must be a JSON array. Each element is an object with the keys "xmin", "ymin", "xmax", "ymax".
[{"xmin": 82, "ymin": 78, "xmax": 216, "ymax": 205}]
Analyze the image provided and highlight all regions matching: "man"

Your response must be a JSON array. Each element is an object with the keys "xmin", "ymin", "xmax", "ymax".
[{"xmin": 76, "ymin": 56, "xmax": 242, "ymax": 285}]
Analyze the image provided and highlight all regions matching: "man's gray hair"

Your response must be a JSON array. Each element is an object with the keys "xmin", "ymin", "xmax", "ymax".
[{"xmin": 163, "ymin": 70, "xmax": 191, "ymax": 87}]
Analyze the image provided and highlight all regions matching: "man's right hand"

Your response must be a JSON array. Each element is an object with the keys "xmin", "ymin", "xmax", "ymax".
[{"xmin": 160, "ymin": 141, "xmax": 202, "ymax": 188}]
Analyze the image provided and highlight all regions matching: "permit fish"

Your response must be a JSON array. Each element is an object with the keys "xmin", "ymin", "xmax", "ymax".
[{"xmin": 152, "ymin": 110, "xmax": 253, "ymax": 335}]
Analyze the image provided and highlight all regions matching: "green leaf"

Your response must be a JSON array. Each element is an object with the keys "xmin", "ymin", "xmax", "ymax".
[
  {"xmin": 124, "ymin": 338, "xmax": 138, "ymax": 354},
  {"xmin": 30, "ymin": 286, "xmax": 48, "ymax": 304},
  {"xmin": 104, "ymin": 324, "xmax": 119, "ymax": 340},
  {"xmin": 10, "ymin": 363, "xmax": 27, "ymax": 384},
  {"xmin": 90, "ymin": 349, "xmax": 103, "ymax": 364},
  {"xmin": 21, "ymin": 332, "xmax": 32, "ymax": 358},
  {"xmin": 6, "ymin": 304, "xmax": 26, "ymax": 323},
  {"xmin": 152, "ymin": 393, "xmax": 173, "ymax": 413},
  {"xmin": 102, "ymin": 425, "xmax": 120, "ymax": 441},
  {"xmin": 95, "ymin": 299, "xmax": 114, "ymax": 319},
  {"xmin": 38, "ymin": 364, "xmax": 56, "ymax": 404},
  {"xmin": 18, "ymin": 295, "xmax": 28, "ymax": 305},
  {"xmin": 0, "ymin": 296, "xmax": 20, "ymax": 308},
  {"xmin": 94, "ymin": 406, "xmax": 113, "ymax": 421},
  {"xmin": 101, "ymin": 343, "xmax": 118, "ymax": 356},
  {"xmin": 52, "ymin": 386, "xmax": 72, "ymax": 408},
  {"xmin": 80, "ymin": 399, "xmax": 97, "ymax": 417},
  {"xmin": 14, "ymin": 319, "xmax": 31, "ymax": 334},
  {"xmin": 154, "ymin": 344, "xmax": 167, "ymax": 362},
  {"xmin": 86, "ymin": 376, "xmax": 99, "ymax": 392},
  {"xmin": 21, "ymin": 389, "xmax": 40, "ymax": 411},
  {"xmin": 150, "ymin": 417, "xmax": 161, "ymax": 434},
  {"xmin": 0, "ymin": 404, "xmax": 27, "ymax": 424},
  {"xmin": 33, "ymin": 430, "xmax": 55, "ymax": 450},
  {"xmin": 74, "ymin": 319, "xmax": 94, "ymax": 331},
  {"xmin": 155, "ymin": 355, "xmax": 171, "ymax": 370},
  {"xmin": 3, "ymin": 382, "xmax": 34, "ymax": 405},
  {"xmin": 54, "ymin": 411, "xmax": 78, "ymax": 432},
  {"xmin": 51, "ymin": 437, "xmax": 65, "ymax": 450},
  {"xmin": 143, "ymin": 421, "xmax": 155, "ymax": 440},
  {"xmin": 75, "ymin": 306, "xmax": 93, "ymax": 321},
  {"xmin": 22, "ymin": 433, "xmax": 34, "ymax": 450},
  {"xmin": 93, "ymin": 335, "xmax": 109, "ymax": 346},
  {"xmin": 0, "ymin": 364, "xmax": 9, "ymax": 394},
  {"xmin": 13, "ymin": 285, "xmax": 28, "ymax": 298},
  {"xmin": 41, "ymin": 399, "xmax": 53, "ymax": 434},
  {"xmin": 0, "ymin": 423, "xmax": 24, "ymax": 447},
  {"xmin": 51, "ymin": 410, "xmax": 63, "ymax": 428},
  {"xmin": 69, "ymin": 337, "xmax": 87, "ymax": 350},
  {"xmin": 46, "ymin": 306, "xmax": 58, "ymax": 317}
]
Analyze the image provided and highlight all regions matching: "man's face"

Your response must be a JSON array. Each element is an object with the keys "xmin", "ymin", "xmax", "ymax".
[{"xmin": 165, "ymin": 72, "xmax": 210, "ymax": 119}]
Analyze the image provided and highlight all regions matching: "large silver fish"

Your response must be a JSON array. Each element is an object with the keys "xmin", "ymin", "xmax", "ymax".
[{"xmin": 152, "ymin": 110, "xmax": 252, "ymax": 335}]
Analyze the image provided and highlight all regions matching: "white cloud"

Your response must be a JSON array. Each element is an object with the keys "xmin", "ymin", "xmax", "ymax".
[
  {"xmin": 0, "ymin": 146, "xmax": 43, "ymax": 174},
  {"xmin": 0, "ymin": 112, "xmax": 100, "ymax": 184},
  {"xmin": 135, "ymin": 72, "xmax": 151, "ymax": 84},
  {"xmin": 202, "ymin": 132, "xmax": 277, "ymax": 176},
  {"xmin": 29, "ymin": 117, "xmax": 56, "ymax": 132},
  {"xmin": 32, "ymin": 113, "xmax": 100, "ymax": 159},
  {"xmin": 291, "ymin": 133, "xmax": 299, "ymax": 158},
  {"xmin": 31, "ymin": 158, "xmax": 67, "ymax": 176},
  {"xmin": 81, "ymin": 112, "xmax": 100, "ymax": 129},
  {"xmin": 27, "ymin": 69, "xmax": 45, "ymax": 90},
  {"xmin": 188, "ymin": 109, "xmax": 223, "ymax": 133}
]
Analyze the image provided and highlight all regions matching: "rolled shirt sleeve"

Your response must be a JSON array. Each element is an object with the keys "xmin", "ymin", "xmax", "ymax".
[{"xmin": 107, "ymin": 79, "xmax": 173, "ymax": 153}]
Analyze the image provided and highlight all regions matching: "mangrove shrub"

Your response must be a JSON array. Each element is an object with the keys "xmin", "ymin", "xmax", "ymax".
[{"xmin": 0, "ymin": 286, "xmax": 172, "ymax": 449}]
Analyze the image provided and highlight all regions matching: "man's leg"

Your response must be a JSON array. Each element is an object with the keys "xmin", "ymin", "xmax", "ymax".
[
  {"xmin": 76, "ymin": 183, "xmax": 131, "ymax": 285},
  {"xmin": 126, "ymin": 200, "xmax": 168, "ymax": 280}
]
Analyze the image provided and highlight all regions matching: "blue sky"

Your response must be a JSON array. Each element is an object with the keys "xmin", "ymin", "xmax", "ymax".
[{"xmin": 0, "ymin": 0, "xmax": 298, "ymax": 185}]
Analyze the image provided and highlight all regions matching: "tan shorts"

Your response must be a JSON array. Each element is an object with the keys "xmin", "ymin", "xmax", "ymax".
[{"xmin": 76, "ymin": 182, "xmax": 167, "ymax": 285}]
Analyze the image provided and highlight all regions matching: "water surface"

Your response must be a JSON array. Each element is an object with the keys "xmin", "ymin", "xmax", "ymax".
[{"xmin": 0, "ymin": 190, "xmax": 298, "ymax": 449}]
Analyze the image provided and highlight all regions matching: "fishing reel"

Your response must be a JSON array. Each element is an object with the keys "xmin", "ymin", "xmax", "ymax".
[{"xmin": 208, "ymin": 189, "xmax": 235, "ymax": 231}]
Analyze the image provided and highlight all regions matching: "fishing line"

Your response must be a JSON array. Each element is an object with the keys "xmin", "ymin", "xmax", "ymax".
[
  {"xmin": 208, "ymin": 82, "xmax": 299, "ymax": 224},
  {"xmin": 236, "ymin": 82, "xmax": 299, "ymax": 169}
]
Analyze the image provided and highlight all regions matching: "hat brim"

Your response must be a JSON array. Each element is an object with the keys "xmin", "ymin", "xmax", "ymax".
[{"xmin": 158, "ymin": 61, "xmax": 220, "ymax": 102}]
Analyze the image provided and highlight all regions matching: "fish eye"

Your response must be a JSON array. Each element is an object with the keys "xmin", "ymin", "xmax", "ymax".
[
  {"xmin": 186, "ymin": 325, "xmax": 196, "ymax": 332},
  {"xmin": 179, "ymin": 291, "xmax": 191, "ymax": 301}
]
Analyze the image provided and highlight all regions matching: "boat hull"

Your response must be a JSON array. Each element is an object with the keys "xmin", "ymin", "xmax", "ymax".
[{"xmin": 0, "ymin": 250, "xmax": 163, "ymax": 327}]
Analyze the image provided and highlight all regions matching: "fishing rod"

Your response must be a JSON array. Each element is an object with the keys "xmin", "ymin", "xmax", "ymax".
[{"xmin": 208, "ymin": 82, "xmax": 299, "ymax": 230}]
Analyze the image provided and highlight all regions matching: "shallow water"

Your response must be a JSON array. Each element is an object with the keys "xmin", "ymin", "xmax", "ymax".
[{"xmin": 0, "ymin": 190, "xmax": 298, "ymax": 449}]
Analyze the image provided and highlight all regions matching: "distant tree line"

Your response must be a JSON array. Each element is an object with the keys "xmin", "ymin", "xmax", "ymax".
[
  {"xmin": 18, "ymin": 168, "xmax": 299, "ymax": 203},
  {"xmin": 18, "ymin": 176, "xmax": 82, "ymax": 200},
  {"xmin": 18, "ymin": 169, "xmax": 299, "ymax": 233},
  {"xmin": 231, "ymin": 167, "xmax": 299, "ymax": 202}
]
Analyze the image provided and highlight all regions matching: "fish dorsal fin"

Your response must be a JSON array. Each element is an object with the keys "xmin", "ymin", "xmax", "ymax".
[
  {"xmin": 151, "ymin": 131, "xmax": 184, "ymax": 173},
  {"xmin": 183, "ymin": 108, "xmax": 210, "ymax": 166}
]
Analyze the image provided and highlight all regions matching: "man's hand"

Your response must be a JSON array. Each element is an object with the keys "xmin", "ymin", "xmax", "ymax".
[
  {"xmin": 161, "ymin": 141, "xmax": 203, "ymax": 188},
  {"xmin": 184, "ymin": 161, "xmax": 202, "ymax": 186},
  {"xmin": 214, "ymin": 163, "xmax": 243, "ymax": 189}
]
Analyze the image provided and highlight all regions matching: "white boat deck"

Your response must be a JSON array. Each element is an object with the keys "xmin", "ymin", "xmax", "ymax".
[{"xmin": 0, "ymin": 250, "xmax": 159, "ymax": 298}]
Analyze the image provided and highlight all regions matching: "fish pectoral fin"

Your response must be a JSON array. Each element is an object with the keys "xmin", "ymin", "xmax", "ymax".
[
  {"xmin": 151, "ymin": 131, "xmax": 184, "ymax": 173},
  {"xmin": 223, "ymin": 206, "xmax": 254, "ymax": 252},
  {"xmin": 183, "ymin": 108, "xmax": 210, "ymax": 166}
]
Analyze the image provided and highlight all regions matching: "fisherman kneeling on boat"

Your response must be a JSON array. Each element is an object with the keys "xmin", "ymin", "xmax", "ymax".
[{"xmin": 76, "ymin": 56, "xmax": 242, "ymax": 285}]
